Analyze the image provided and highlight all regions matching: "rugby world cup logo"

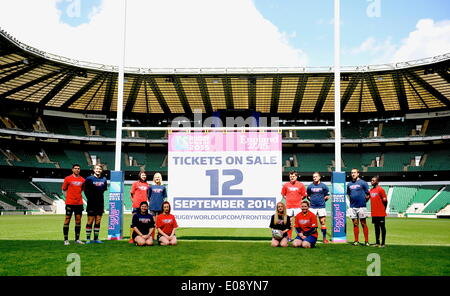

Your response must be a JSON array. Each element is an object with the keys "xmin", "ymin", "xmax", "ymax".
[
  {"xmin": 174, "ymin": 135, "xmax": 189, "ymax": 151},
  {"xmin": 333, "ymin": 183, "xmax": 345, "ymax": 195},
  {"xmin": 110, "ymin": 181, "xmax": 122, "ymax": 193}
]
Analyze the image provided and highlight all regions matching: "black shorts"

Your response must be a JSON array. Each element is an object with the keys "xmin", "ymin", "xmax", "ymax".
[
  {"xmin": 87, "ymin": 207, "xmax": 104, "ymax": 216},
  {"xmin": 150, "ymin": 210, "xmax": 162, "ymax": 216},
  {"xmin": 66, "ymin": 204, "xmax": 84, "ymax": 216},
  {"xmin": 372, "ymin": 216, "xmax": 385, "ymax": 224}
]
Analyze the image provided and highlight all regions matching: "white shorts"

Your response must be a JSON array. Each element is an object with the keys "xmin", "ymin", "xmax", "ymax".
[
  {"xmin": 286, "ymin": 208, "xmax": 302, "ymax": 217},
  {"xmin": 310, "ymin": 208, "xmax": 327, "ymax": 217},
  {"xmin": 347, "ymin": 207, "xmax": 368, "ymax": 219}
]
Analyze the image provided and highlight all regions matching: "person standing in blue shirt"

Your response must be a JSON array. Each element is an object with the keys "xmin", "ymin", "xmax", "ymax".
[
  {"xmin": 148, "ymin": 172, "xmax": 167, "ymax": 239},
  {"xmin": 306, "ymin": 172, "xmax": 330, "ymax": 243},
  {"xmin": 347, "ymin": 168, "xmax": 370, "ymax": 246},
  {"xmin": 84, "ymin": 164, "xmax": 108, "ymax": 244}
]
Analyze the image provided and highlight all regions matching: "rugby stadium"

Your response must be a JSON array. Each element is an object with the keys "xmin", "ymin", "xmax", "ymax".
[{"xmin": 0, "ymin": 25, "xmax": 450, "ymax": 277}]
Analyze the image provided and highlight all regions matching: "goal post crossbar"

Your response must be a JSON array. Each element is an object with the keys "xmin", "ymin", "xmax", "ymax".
[{"xmin": 121, "ymin": 126, "xmax": 335, "ymax": 132}]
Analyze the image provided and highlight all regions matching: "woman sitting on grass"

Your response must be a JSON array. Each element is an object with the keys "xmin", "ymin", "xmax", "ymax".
[
  {"xmin": 156, "ymin": 201, "xmax": 178, "ymax": 246},
  {"xmin": 269, "ymin": 202, "xmax": 291, "ymax": 247},
  {"xmin": 131, "ymin": 201, "xmax": 155, "ymax": 246}
]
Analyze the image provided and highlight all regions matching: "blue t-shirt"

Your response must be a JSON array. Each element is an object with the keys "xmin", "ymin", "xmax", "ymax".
[
  {"xmin": 347, "ymin": 179, "xmax": 369, "ymax": 208},
  {"xmin": 307, "ymin": 182, "xmax": 330, "ymax": 209},
  {"xmin": 84, "ymin": 175, "xmax": 107, "ymax": 206},
  {"xmin": 148, "ymin": 185, "xmax": 167, "ymax": 211}
]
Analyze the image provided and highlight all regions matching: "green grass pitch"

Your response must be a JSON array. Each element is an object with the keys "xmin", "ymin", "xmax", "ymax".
[{"xmin": 0, "ymin": 215, "xmax": 449, "ymax": 276}]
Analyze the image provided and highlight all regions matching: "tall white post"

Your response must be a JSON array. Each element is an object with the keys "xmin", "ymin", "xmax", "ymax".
[
  {"xmin": 115, "ymin": 0, "xmax": 128, "ymax": 171},
  {"xmin": 334, "ymin": 0, "xmax": 342, "ymax": 172}
]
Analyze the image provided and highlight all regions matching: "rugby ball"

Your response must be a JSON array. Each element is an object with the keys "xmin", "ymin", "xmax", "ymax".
[{"xmin": 272, "ymin": 229, "xmax": 284, "ymax": 239}]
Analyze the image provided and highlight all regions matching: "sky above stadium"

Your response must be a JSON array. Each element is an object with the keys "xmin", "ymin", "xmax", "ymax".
[{"xmin": 0, "ymin": 0, "xmax": 449, "ymax": 68}]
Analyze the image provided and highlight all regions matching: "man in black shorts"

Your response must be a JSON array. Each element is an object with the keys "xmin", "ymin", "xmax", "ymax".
[{"xmin": 84, "ymin": 164, "xmax": 108, "ymax": 244}]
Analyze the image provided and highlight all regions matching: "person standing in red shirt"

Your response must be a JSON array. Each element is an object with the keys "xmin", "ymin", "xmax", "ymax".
[
  {"xmin": 281, "ymin": 170, "xmax": 306, "ymax": 241},
  {"xmin": 293, "ymin": 201, "xmax": 318, "ymax": 248},
  {"xmin": 62, "ymin": 164, "xmax": 85, "ymax": 245},
  {"xmin": 369, "ymin": 176, "xmax": 388, "ymax": 247},
  {"xmin": 156, "ymin": 201, "xmax": 178, "ymax": 246},
  {"xmin": 129, "ymin": 171, "xmax": 150, "ymax": 243}
]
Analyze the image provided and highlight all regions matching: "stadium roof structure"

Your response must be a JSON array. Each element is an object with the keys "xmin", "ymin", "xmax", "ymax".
[{"xmin": 1, "ymin": 28, "xmax": 450, "ymax": 119}]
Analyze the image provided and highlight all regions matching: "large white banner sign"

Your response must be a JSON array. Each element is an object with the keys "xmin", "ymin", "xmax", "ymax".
[{"xmin": 168, "ymin": 132, "xmax": 282, "ymax": 228}]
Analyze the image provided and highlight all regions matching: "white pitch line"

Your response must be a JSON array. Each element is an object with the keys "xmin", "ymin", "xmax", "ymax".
[{"xmin": 176, "ymin": 239, "xmax": 450, "ymax": 247}]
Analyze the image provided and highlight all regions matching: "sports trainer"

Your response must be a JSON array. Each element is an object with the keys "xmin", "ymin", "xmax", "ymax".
[
  {"xmin": 369, "ymin": 176, "xmax": 388, "ymax": 247},
  {"xmin": 281, "ymin": 170, "xmax": 306, "ymax": 241},
  {"xmin": 62, "ymin": 164, "xmax": 85, "ymax": 245},
  {"xmin": 347, "ymin": 168, "xmax": 370, "ymax": 246},
  {"xmin": 306, "ymin": 172, "xmax": 330, "ymax": 243},
  {"xmin": 269, "ymin": 202, "xmax": 291, "ymax": 247},
  {"xmin": 129, "ymin": 171, "xmax": 149, "ymax": 243},
  {"xmin": 156, "ymin": 201, "xmax": 178, "ymax": 246},
  {"xmin": 84, "ymin": 164, "xmax": 107, "ymax": 244},
  {"xmin": 293, "ymin": 200, "xmax": 318, "ymax": 248},
  {"xmin": 131, "ymin": 201, "xmax": 155, "ymax": 246}
]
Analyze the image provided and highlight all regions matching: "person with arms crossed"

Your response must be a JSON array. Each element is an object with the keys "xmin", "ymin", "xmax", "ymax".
[
  {"xmin": 293, "ymin": 201, "xmax": 318, "ymax": 248},
  {"xmin": 347, "ymin": 168, "xmax": 370, "ymax": 246},
  {"xmin": 131, "ymin": 201, "xmax": 155, "ymax": 246},
  {"xmin": 306, "ymin": 172, "xmax": 330, "ymax": 243},
  {"xmin": 269, "ymin": 202, "xmax": 291, "ymax": 247},
  {"xmin": 84, "ymin": 164, "xmax": 107, "ymax": 244},
  {"xmin": 129, "ymin": 171, "xmax": 149, "ymax": 243},
  {"xmin": 156, "ymin": 201, "xmax": 178, "ymax": 246},
  {"xmin": 148, "ymin": 172, "xmax": 167, "ymax": 239},
  {"xmin": 62, "ymin": 164, "xmax": 85, "ymax": 245},
  {"xmin": 369, "ymin": 176, "xmax": 388, "ymax": 248},
  {"xmin": 281, "ymin": 170, "xmax": 306, "ymax": 241}
]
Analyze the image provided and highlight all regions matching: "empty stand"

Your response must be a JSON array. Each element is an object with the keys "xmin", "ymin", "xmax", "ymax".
[
  {"xmin": 388, "ymin": 186, "xmax": 418, "ymax": 213},
  {"xmin": 367, "ymin": 152, "xmax": 420, "ymax": 172},
  {"xmin": 34, "ymin": 181, "xmax": 64, "ymax": 200},
  {"xmin": 295, "ymin": 152, "xmax": 334, "ymax": 172},
  {"xmin": 412, "ymin": 186, "xmax": 441, "ymax": 204},
  {"xmin": 426, "ymin": 117, "xmax": 450, "ymax": 136},
  {"xmin": 43, "ymin": 116, "xmax": 87, "ymax": 136},
  {"xmin": 380, "ymin": 120, "xmax": 418, "ymax": 138},
  {"xmin": 423, "ymin": 187, "xmax": 450, "ymax": 213}
]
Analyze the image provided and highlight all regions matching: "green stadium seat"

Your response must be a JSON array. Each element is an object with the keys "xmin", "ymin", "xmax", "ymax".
[
  {"xmin": 297, "ymin": 130, "xmax": 330, "ymax": 140},
  {"xmin": 33, "ymin": 182, "xmax": 64, "ymax": 200},
  {"xmin": 381, "ymin": 120, "xmax": 417, "ymax": 138},
  {"xmin": 43, "ymin": 116, "xmax": 87, "ymax": 136},
  {"xmin": 388, "ymin": 186, "xmax": 418, "ymax": 213},
  {"xmin": 426, "ymin": 118, "xmax": 450, "ymax": 136},
  {"xmin": 294, "ymin": 152, "xmax": 333, "ymax": 172},
  {"xmin": 412, "ymin": 186, "xmax": 441, "ymax": 204},
  {"xmin": 423, "ymin": 187, "xmax": 450, "ymax": 213}
]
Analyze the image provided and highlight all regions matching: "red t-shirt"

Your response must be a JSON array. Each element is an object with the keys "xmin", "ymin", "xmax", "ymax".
[
  {"xmin": 294, "ymin": 210, "xmax": 318, "ymax": 238},
  {"xmin": 370, "ymin": 186, "xmax": 387, "ymax": 217},
  {"xmin": 281, "ymin": 181, "xmax": 306, "ymax": 209},
  {"xmin": 131, "ymin": 181, "xmax": 149, "ymax": 208},
  {"xmin": 156, "ymin": 213, "xmax": 178, "ymax": 235},
  {"xmin": 62, "ymin": 175, "xmax": 85, "ymax": 205}
]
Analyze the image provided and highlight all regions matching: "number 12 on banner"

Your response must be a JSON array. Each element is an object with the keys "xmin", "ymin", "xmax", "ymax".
[{"xmin": 205, "ymin": 169, "xmax": 243, "ymax": 196}]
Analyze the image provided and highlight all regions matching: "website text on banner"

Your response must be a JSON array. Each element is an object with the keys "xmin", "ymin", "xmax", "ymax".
[{"xmin": 168, "ymin": 132, "xmax": 282, "ymax": 228}]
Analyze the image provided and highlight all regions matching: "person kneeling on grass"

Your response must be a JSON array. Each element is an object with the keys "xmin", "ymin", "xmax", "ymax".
[
  {"xmin": 269, "ymin": 202, "xmax": 291, "ymax": 247},
  {"xmin": 156, "ymin": 201, "xmax": 178, "ymax": 246},
  {"xmin": 293, "ymin": 200, "xmax": 318, "ymax": 249},
  {"xmin": 131, "ymin": 201, "xmax": 155, "ymax": 246}
]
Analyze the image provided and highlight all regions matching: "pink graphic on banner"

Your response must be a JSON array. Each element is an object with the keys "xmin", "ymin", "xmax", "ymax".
[{"xmin": 169, "ymin": 132, "xmax": 281, "ymax": 152}]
